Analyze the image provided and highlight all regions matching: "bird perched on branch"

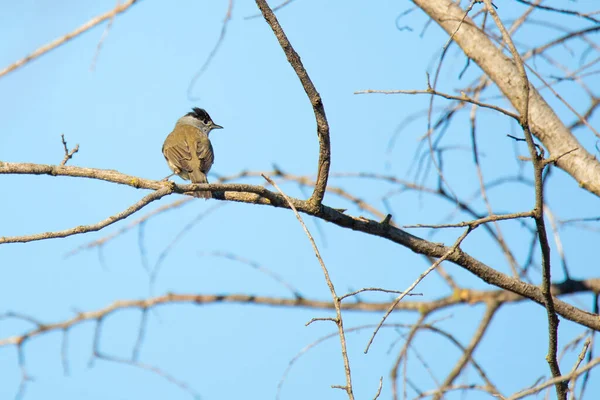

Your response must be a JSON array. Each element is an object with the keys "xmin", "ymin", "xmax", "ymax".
[{"xmin": 162, "ymin": 107, "xmax": 223, "ymax": 198}]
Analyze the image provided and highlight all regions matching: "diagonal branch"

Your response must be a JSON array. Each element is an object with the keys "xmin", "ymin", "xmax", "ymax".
[
  {"xmin": 0, "ymin": 0, "xmax": 141, "ymax": 79},
  {"xmin": 263, "ymin": 174, "xmax": 354, "ymax": 399},
  {"xmin": 365, "ymin": 227, "xmax": 472, "ymax": 354},
  {"xmin": 0, "ymin": 187, "xmax": 171, "ymax": 244},
  {"xmin": 433, "ymin": 300, "xmax": 501, "ymax": 400},
  {"xmin": 412, "ymin": 0, "xmax": 600, "ymax": 198}
]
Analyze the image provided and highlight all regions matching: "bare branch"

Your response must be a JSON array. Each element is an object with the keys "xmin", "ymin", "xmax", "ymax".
[
  {"xmin": 514, "ymin": 0, "xmax": 600, "ymax": 24},
  {"xmin": 433, "ymin": 300, "xmax": 501, "ymax": 400},
  {"xmin": 507, "ymin": 357, "xmax": 600, "ymax": 400},
  {"xmin": 0, "ymin": 0, "xmax": 140, "ymax": 79},
  {"xmin": 483, "ymin": 1, "xmax": 564, "ymax": 396},
  {"xmin": 365, "ymin": 227, "xmax": 472, "ymax": 354},
  {"xmin": 60, "ymin": 134, "xmax": 79, "ymax": 166},
  {"xmin": 187, "ymin": 0, "xmax": 234, "ymax": 100},
  {"xmin": 94, "ymin": 351, "xmax": 200, "ymax": 399},
  {"xmin": 255, "ymin": 0, "xmax": 331, "ymax": 207},
  {"xmin": 262, "ymin": 174, "xmax": 354, "ymax": 399},
  {"xmin": 413, "ymin": 0, "xmax": 600, "ymax": 197},
  {"xmin": 2, "ymin": 163, "xmax": 600, "ymax": 332},
  {"xmin": 355, "ymin": 88, "xmax": 519, "ymax": 121},
  {"xmin": 65, "ymin": 198, "xmax": 191, "ymax": 257},
  {"xmin": 403, "ymin": 211, "xmax": 533, "ymax": 229},
  {"xmin": 0, "ymin": 187, "xmax": 172, "ymax": 244}
]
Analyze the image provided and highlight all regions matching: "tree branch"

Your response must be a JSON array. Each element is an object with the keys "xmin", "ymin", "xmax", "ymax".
[
  {"xmin": 412, "ymin": 0, "xmax": 600, "ymax": 198},
  {"xmin": 0, "ymin": 0, "xmax": 140, "ymax": 78},
  {"xmin": 264, "ymin": 174, "xmax": 354, "ymax": 399},
  {"xmin": 2, "ymin": 161, "xmax": 599, "ymax": 331},
  {"xmin": 0, "ymin": 187, "xmax": 171, "ymax": 244},
  {"xmin": 254, "ymin": 0, "xmax": 331, "ymax": 207}
]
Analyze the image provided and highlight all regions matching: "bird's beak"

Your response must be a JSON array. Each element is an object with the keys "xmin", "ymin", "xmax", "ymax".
[{"xmin": 212, "ymin": 124, "xmax": 223, "ymax": 130}]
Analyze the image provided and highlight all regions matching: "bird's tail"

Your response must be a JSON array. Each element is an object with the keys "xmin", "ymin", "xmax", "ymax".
[{"xmin": 188, "ymin": 170, "xmax": 211, "ymax": 199}]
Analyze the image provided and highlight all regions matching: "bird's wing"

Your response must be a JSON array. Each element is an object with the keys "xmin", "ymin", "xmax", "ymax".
[
  {"xmin": 163, "ymin": 135, "xmax": 195, "ymax": 174},
  {"xmin": 195, "ymin": 134, "xmax": 214, "ymax": 174}
]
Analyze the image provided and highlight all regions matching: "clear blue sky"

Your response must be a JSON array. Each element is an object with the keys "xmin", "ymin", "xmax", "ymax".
[{"xmin": 1, "ymin": 1, "xmax": 598, "ymax": 399}]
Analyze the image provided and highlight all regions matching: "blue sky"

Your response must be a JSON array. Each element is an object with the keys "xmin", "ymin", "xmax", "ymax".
[{"xmin": 1, "ymin": 1, "xmax": 599, "ymax": 399}]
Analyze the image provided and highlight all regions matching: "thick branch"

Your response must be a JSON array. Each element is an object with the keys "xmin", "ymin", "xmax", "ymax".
[
  {"xmin": 2, "ymin": 162, "xmax": 599, "ymax": 331},
  {"xmin": 413, "ymin": 0, "xmax": 600, "ymax": 197}
]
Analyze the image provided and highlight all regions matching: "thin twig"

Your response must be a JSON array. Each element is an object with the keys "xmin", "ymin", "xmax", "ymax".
[
  {"xmin": 262, "ymin": 173, "xmax": 354, "ymax": 400},
  {"xmin": 95, "ymin": 351, "xmax": 200, "ymax": 399},
  {"xmin": 339, "ymin": 288, "xmax": 422, "ymax": 302},
  {"xmin": 365, "ymin": 227, "xmax": 472, "ymax": 354},
  {"xmin": 65, "ymin": 198, "xmax": 191, "ymax": 257},
  {"xmin": 506, "ymin": 357, "xmax": 600, "ymax": 400},
  {"xmin": 187, "ymin": 0, "xmax": 234, "ymax": 100},
  {"xmin": 60, "ymin": 134, "xmax": 79, "ymax": 166},
  {"xmin": 0, "ymin": 0, "xmax": 140, "ymax": 78},
  {"xmin": 354, "ymin": 89, "xmax": 518, "ymax": 121},
  {"xmin": 514, "ymin": 0, "xmax": 600, "ymax": 24},
  {"xmin": 90, "ymin": 0, "xmax": 120, "ymax": 71},
  {"xmin": 469, "ymin": 94, "xmax": 520, "ymax": 277},
  {"xmin": 432, "ymin": 301, "xmax": 502, "ymax": 400},
  {"xmin": 568, "ymin": 337, "xmax": 591, "ymax": 398},
  {"xmin": 402, "ymin": 211, "xmax": 533, "ymax": 229},
  {"xmin": 0, "ymin": 187, "xmax": 172, "ymax": 244},
  {"xmin": 483, "ymin": 1, "xmax": 564, "ymax": 397},
  {"xmin": 245, "ymin": 0, "xmax": 296, "ymax": 20},
  {"xmin": 200, "ymin": 251, "xmax": 303, "ymax": 298},
  {"xmin": 373, "ymin": 377, "xmax": 384, "ymax": 400}
]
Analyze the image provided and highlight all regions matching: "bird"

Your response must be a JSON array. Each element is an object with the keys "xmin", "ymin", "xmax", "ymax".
[{"xmin": 162, "ymin": 107, "xmax": 223, "ymax": 198}]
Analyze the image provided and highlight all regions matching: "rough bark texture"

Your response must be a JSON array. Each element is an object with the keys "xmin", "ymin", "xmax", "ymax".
[{"xmin": 413, "ymin": 0, "xmax": 600, "ymax": 197}]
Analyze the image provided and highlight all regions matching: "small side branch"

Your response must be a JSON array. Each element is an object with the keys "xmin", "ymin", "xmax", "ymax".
[
  {"xmin": 60, "ymin": 134, "xmax": 79, "ymax": 166},
  {"xmin": 483, "ymin": 1, "xmax": 564, "ymax": 397},
  {"xmin": 262, "ymin": 174, "xmax": 354, "ymax": 400},
  {"xmin": 0, "ymin": 187, "xmax": 172, "ymax": 244},
  {"xmin": 365, "ymin": 227, "xmax": 472, "ymax": 353},
  {"xmin": 0, "ymin": 0, "xmax": 140, "ymax": 78},
  {"xmin": 355, "ymin": 88, "xmax": 519, "ymax": 121}
]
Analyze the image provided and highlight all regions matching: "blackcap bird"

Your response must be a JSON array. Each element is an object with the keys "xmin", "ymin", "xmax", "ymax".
[{"xmin": 162, "ymin": 107, "xmax": 223, "ymax": 198}]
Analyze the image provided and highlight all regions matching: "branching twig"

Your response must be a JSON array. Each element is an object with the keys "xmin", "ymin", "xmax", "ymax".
[
  {"xmin": 60, "ymin": 134, "xmax": 79, "ymax": 166},
  {"xmin": 507, "ymin": 357, "xmax": 600, "ymax": 400},
  {"xmin": 0, "ymin": 0, "xmax": 140, "ymax": 78},
  {"xmin": 1, "ymin": 162, "xmax": 599, "ymax": 331},
  {"xmin": 403, "ymin": 211, "xmax": 533, "ymax": 229},
  {"xmin": 355, "ymin": 88, "xmax": 519, "ymax": 121},
  {"xmin": 187, "ymin": 0, "xmax": 234, "ymax": 100},
  {"xmin": 364, "ymin": 227, "xmax": 472, "ymax": 354},
  {"xmin": 2, "ymin": 279, "xmax": 599, "ymax": 350},
  {"xmin": 483, "ymin": 1, "xmax": 564, "ymax": 397},
  {"xmin": 433, "ymin": 301, "xmax": 501, "ymax": 400},
  {"xmin": 65, "ymin": 198, "xmax": 191, "ymax": 257},
  {"xmin": 262, "ymin": 174, "xmax": 354, "ymax": 399},
  {"xmin": 0, "ymin": 187, "xmax": 172, "ymax": 244},
  {"xmin": 413, "ymin": 0, "xmax": 600, "ymax": 197}
]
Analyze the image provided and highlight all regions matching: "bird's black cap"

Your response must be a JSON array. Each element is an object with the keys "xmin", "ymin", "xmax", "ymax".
[{"xmin": 186, "ymin": 107, "xmax": 212, "ymax": 124}]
